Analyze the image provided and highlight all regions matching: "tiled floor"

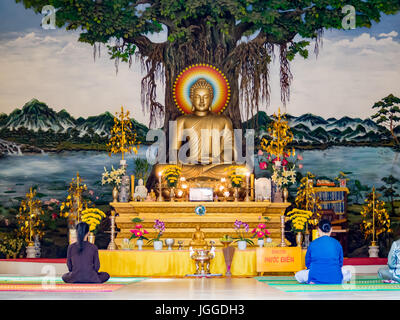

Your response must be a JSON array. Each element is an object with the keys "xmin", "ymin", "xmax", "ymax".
[{"xmin": 0, "ymin": 276, "xmax": 399, "ymax": 300}]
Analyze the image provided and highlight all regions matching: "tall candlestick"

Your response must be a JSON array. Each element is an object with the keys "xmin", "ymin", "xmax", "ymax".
[
  {"xmin": 279, "ymin": 215, "xmax": 287, "ymax": 247},
  {"xmin": 250, "ymin": 173, "xmax": 254, "ymax": 200},
  {"xmin": 130, "ymin": 175, "xmax": 135, "ymax": 201},
  {"xmin": 245, "ymin": 172, "xmax": 250, "ymax": 202},
  {"xmin": 158, "ymin": 171, "xmax": 163, "ymax": 202}
]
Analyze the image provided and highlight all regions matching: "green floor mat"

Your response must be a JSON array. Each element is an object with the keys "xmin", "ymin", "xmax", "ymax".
[
  {"xmin": 255, "ymin": 275, "xmax": 385, "ymax": 285},
  {"xmin": 269, "ymin": 283, "xmax": 400, "ymax": 292},
  {"xmin": 255, "ymin": 276, "xmax": 400, "ymax": 292},
  {"xmin": 0, "ymin": 276, "xmax": 146, "ymax": 285}
]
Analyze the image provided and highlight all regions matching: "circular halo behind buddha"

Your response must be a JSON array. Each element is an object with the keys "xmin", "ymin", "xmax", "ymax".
[{"xmin": 173, "ymin": 64, "xmax": 230, "ymax": 115}]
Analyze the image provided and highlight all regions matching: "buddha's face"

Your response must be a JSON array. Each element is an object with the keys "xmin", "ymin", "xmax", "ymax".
[{"xmin": 191, "ymin": 87, "xmax": 212, "ymax": 113}]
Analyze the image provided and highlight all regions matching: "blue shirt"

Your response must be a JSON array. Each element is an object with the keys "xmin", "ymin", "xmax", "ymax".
[{"xmin": 305, "ymin": 236, "xmax": 344, "ymax": 284}]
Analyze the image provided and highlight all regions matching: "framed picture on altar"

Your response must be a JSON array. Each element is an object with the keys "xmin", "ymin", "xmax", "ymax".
[{"xmin": 189, "ymin": 188, "xmax": 214, "ymax": 201}]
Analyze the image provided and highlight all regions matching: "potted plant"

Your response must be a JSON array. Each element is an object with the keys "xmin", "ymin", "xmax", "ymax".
[
  {"xmin": 251, "ymin": 222, "xmax": 271, "ymax": 247},
  {"xmin": 233, "ymin": 220, "xmax": 253, "ymax": 250},
  {"xmin": 101, "ymin": 165, "xmax": 126, "ymax": 202},
  {"xmin": 80, "ymin": 208, "xmax": 106, "ymax": 244},
  {"xmin": 219, "ymin": 234, "xmax": 233, "ymax": 248},
  {"xmin": 147, "ymin": 219, "xmax": 165, "ymax": 250},
  {"xmin": 163, "ymin": 165, "xmax": 181, "ymax": 201},
  {"xmin": 286, "ymin": 209, "xmax": 313, "ymax": 247},
  {"xmin": 225, "ymin": 166, "xmax": 246, "ymax": 201},
  {"xmin": 129, "ymin": 217, "xmax": 149, "ymax": 250}
]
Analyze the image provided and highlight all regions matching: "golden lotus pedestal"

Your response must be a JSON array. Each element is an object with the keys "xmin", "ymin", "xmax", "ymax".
[{"xmin": 110, "ymin": 201, "xmax": 291, "ymax": 249}]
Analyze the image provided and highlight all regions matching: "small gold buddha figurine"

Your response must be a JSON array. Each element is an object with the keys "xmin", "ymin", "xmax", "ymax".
[
  {"xmin": 190, "ymin": 224, "xmax": 208, "ymax": 248},
  {"xmin": 149, "ymin": 189, "xmax": 156, "ymax": 201}
]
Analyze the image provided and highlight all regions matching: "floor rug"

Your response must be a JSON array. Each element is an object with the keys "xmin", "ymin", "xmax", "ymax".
[
  {"xmin": 0, "ymin": 283, "xmax": 125, "ymax": 292},
  {"xmin": 0, "ymin": 276, "xmax": 146, "ymax": 292},
  {"xmin": 255, "ymin": 276, "xmax": 400, "ymax": 292}
]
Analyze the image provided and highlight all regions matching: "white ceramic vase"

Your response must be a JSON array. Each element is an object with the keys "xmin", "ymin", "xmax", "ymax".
[
  {"xmin": 237, "ymin": 240, "xmax": 247, "ymax": 250},
  {"xmin": 368, "ymin": 245, "xmax": 379, "ymax": 258},
  {"xmin": 136, "ymin": 239, "xmax": 143, "ymax": 250},
  {"xmin": 165, "ymin": 238, "xmax": 174, "ymax": 250},
  {"xmin": 153, "ymin": 240, "xmax": 163, "ymax": 250},
  {"xmin": 257, "ymin": 239, "xmax": 264, "ymax": 248}
]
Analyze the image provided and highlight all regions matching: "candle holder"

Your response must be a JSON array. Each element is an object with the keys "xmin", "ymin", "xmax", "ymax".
[
  {"xmin": 279, "ymin": 215, "xmax": 287, "ymax": 247},
  {"xmin": 157, "ymin": 172, "xmax": 163, "ymax": 202}
]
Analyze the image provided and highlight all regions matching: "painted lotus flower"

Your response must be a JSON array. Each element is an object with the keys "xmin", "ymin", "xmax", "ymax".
[
  {"xmin": 259, "ymin": 162, "xmax": 267, "ymax": 170},
  {"xmin": 258, "ymin": 149, "xmax": 264, "ymax": 156}
]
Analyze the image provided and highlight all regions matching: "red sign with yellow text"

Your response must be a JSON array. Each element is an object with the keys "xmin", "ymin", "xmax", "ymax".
[{"xmin": 256, "ymin": 247, "xmax": 305, "ymax": 272}]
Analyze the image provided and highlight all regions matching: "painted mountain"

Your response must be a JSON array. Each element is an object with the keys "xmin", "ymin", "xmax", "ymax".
[
  {"xmin": 0, "ymin": 99, "xmax": 399, "ymax": 154},
  {"xmin": 245, "ymin": 111, "xmax": 398, "ymax": 147},
  {"xmin": 1, "ymin": 98, "xmax": 148, "ymax": 138}
]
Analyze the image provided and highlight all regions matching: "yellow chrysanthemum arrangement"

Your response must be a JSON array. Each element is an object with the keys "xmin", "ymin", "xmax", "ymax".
[
  {"xmin": 225, "ymin": 165, "xmax": 246, "ymax": 188},
  {"xmin": 81, "ymin": 208, "xmax": 106, "ymax": 233},
  {"xmin": 286, "ymin": 208, "xmax": 313, "ymax": 233},
  {"xmin": 163, "ymin": 165, "xmax": 182, "ymax": 187}
]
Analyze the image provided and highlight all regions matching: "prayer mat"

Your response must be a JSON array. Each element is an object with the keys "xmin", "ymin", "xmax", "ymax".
[
  {"xmin": 0, "ymin": 283, "xmax": 124, "ymax": 292},
  {"xmin": 0, "ymin": 276, "xmax": 146, "ymax": 292},
  {"xmin": 0, "ymin": 276, "xmax": 146, "ymax": 285},
  {"xmin": 255, "ymin": 276, "xmax": 400, "ymax": 292}
]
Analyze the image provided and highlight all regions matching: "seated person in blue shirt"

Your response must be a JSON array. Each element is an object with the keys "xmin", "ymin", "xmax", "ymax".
[
  {"xmin": 295, "ymin": 219, "xmax": 352, "ymax": 284},
  {"xmin": 377, "ymin": 238, "xmax": 400, "ymax": 283}
]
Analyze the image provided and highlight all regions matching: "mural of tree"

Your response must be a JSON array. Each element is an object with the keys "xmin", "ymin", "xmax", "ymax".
[
  {"xmin": 371, "ymin": 94, "xmax": 400, "ymax": 146},
  {"xmin": 16, "ymin": 0, "xmax": 400, "ymax": 132}
]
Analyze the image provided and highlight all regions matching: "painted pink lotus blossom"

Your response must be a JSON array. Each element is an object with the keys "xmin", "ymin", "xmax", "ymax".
[
  {"xmin": 297, "ymin": 155, "xmax": 303, "ymax": 161},
  {"xmin": 299, "ymin": 164, "xmax": 303, "ymax": 169},
  {"xmin": 258, "ymin": 150, "xmax": 264, "ymax": 156},
  {"xmin": 259, "ymin": 162, "xmax": 267, "ymax": 170}
]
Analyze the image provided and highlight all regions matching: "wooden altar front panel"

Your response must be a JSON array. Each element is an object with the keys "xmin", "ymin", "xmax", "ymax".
[{"xmin": 110, "ymin": 201, "xmax": 291, "ymax": 249}]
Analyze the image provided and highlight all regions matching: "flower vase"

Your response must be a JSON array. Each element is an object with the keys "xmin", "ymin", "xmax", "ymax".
[
  {"xmin": 136, "ymin": 239, "xmax": 143, "ymax": 250},
  {"xmin": 283, "ymin": 187, "xmax": 289, "ymax": 203},
  {"xmin": 88, "ymin": 232, "xmax": 95, "ymax": 244},
  {"xmin": 257, "ymin": 239, "xmax": 265, "ymax": 248},
  {"xmin": 170, "ymin": 187, "xmax": 175, "ymax": 202},
  {"xmin": 237, "ymin": 240, "xmax": 247, "ymax": 250},
  {"xmin": 112, "ymin": 186, "xmax": 119, "ymax": 203},
  {"xmin": 153, "ymin": 240, "xmax": 163, "ymax": 250},
  {"xmin": 296, "ymin": 232, "xmax": 303, "ymax": 247}
]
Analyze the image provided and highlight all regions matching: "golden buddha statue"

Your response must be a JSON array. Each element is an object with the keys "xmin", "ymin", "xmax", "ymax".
[
  {"xmin": 156, "ymin": 78, "xmax": 247, "ymax": 181},
  {"xmin": 189, "ymin": 224, "xmax": 207, "ymax": 248}
]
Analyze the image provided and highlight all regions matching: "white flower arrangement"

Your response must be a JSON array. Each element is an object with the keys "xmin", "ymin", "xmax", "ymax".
[
  {"xmin": 271, "ymin": 164, "xmax": 297, "ymax": 189},
  {"xmin": 102, "ymin": 165, "xmax": 126, "ymax": 188}
]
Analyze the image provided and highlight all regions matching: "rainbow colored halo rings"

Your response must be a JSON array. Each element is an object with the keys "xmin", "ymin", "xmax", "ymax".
[{"xmin": 173, "ymin": 64, "xmax": 231, "ymax": 115}]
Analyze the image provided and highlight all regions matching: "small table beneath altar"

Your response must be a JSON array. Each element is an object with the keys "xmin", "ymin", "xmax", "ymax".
[{"xmin": 98, "ymin": 248, "xmax": 306, "ymax": 277}]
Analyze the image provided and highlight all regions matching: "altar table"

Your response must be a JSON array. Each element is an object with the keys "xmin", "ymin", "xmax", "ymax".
[{"xmin": 98, "ymin": 248, "xmax": 306, "ymax": 277}]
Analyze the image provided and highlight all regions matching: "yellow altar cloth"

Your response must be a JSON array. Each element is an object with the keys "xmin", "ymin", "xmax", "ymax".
[{"xmin": 98, "ymin": 248, "xmax": 306, "ymax": 277}]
